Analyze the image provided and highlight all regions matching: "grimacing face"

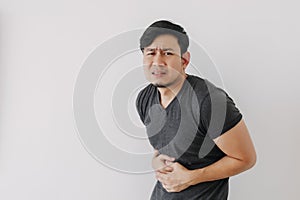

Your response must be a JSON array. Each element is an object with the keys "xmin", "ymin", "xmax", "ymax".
[{"xmin": 142, "ymin": 34, "xmax": 189, "ymax": 88}]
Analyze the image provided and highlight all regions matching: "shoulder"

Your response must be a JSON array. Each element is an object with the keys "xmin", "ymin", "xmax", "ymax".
[
  {"xmin": 136, "ymin": 83, "xmax": 157, "ymax": 112},
  {"xmin": 186, "ymin": 74, "xmax": 224, "ymax": 101},
  {"xmin": 136, "ymin": 84, "xmax": 156, "ymax": 103},
  {"xmin": 135, "ymin": 83, "xmax": 156, "ymax": 123}
]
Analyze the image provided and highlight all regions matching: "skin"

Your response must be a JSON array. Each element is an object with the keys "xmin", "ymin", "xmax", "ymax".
[
  {"xmin": 143, "ymin": 34, "xmax": 190, "ymax": 108},
  {"xmin": 143, "ymin": 34, "xmax": 257, "ymax": 193}
]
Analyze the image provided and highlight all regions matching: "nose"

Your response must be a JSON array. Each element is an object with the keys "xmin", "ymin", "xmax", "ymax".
[{"xmin": 152, "ymin": 53, "xmax": 165, "ymax": 67}]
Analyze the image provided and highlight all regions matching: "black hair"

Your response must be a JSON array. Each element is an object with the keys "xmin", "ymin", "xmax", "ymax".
[{"xmin": 139, "ymin": 20, "xmax": 189, "ymax": 55}]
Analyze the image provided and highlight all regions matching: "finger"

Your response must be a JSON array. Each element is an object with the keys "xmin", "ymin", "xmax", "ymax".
[
  {"xmin": 156, "ymin": 171, "xmax": 165, "ymax": 176},
  {"xmin": 159, "ymin": 154, "xmax": 175, "ymax": 162},
  {"xmin": 162, "ymin": 184, "xmax": 174, "ymax": 193},
  {"xmin": 155, "ymin": 162, "xmax": 171, "ymax": 172},
  {"xmin": 155, "ymin": 172, "xmax": 163, "ymax": 182},
  {"xmin": 157, "ymin": 167, "xmax": 170, "ymax": 174},
  {"xmin": 157, "ymin": 167, "xmax": 173, "ymax": 174},
  {"xmin": 168, "ymin": 161, "xmax": 179, "ymax": 168},
  {"xmin": 162, "ymin": 183, "xmax": 169, "ymax": 190},
  {"xmin": 163, "ymin": 166, "xmax": 173, "ymax": 172},
  {"xmin": 156, "ymin": 172, "xmax": 167, "ymax": 182},
  {"xmin": 165, "ymin": 160, "xmax": 174, "ymax": 166}
]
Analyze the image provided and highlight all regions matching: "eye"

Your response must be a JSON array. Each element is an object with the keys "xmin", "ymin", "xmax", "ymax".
[
  {"xmin": 146, "ymin": 52, "xmax": 155, "ymax": 56},
  {"xmin": 164, "ymin": 52, "xmax": 174, "ymax": 56}
]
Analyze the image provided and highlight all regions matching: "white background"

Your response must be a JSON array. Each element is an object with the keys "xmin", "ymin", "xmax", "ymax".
[{"xmin": 0, "ymin": 0, "xmax": 299, "ymax": 199}]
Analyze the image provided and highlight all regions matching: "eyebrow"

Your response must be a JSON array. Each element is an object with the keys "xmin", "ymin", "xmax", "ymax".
[{"xmin": 144, "ymin": 48, "xmax": 175, "ymax": 52}]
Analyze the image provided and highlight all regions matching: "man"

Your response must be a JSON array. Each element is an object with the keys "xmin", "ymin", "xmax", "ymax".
[{"xmin": 136, "ymin": 20, "xmax": 256, "ymax": 199}]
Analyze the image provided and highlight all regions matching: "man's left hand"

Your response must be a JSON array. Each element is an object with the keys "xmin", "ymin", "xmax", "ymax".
[{"xmin": 155, "ymin": 162, "xmax": 194, "ymax": 193}]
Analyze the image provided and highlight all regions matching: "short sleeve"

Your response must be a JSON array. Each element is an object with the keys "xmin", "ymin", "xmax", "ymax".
[
  {"xmin": 135, "ymin": 91, "xmax": 145, "ymax": 124},
  {"xmin": 199, "ymin": 89, "xmax": 243, "ymax": 139}
]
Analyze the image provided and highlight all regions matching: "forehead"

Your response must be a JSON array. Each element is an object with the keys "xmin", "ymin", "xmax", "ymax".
[{"xmin": 146, "ymin": 34, "xmax": 180, "ymax": 51}]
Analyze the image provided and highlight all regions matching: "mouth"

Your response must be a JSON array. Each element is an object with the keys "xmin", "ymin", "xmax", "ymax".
[{"xmin": 151, "ymin": 71, "xmax": 167, "ymax": 77}]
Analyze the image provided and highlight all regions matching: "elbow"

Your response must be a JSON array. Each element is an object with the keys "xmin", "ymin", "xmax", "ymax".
[
  {"xmin": 247, "ymin": 157, "xmax": 256, "ymax": 170},
  {"xmin": 244, "ymin": 152, "xmax": 257, "ymax": 170}
]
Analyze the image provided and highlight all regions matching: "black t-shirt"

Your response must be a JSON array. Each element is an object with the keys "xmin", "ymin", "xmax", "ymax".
[{"xmin": 136, "ymin": 74, "xmax": 242, "ymax": 200}]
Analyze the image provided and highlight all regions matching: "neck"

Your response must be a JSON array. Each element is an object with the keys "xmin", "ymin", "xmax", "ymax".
[{"xmin": 157, "ymin": 74, "xmax": 187, "ymax": 98}]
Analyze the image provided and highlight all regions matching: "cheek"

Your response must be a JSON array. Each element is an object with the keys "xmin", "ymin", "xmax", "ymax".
[
  {"xmin": 143, "ymin": 66, "xmax": 152, "ymax": 80},
  {"xmin": 168, "ymin": 59, "xmax": 182, "ymax": 68},
  {"xmin": 168, "ymin": 63, "xmax": 183, "ymax": 74},
  {"xmin": 143, "ymin": 57, "xmax": 152, "ymax": 65},
  {"xmin": 143, "ymin": 61, "xmax": 152, "ymax": 71},
  {"xmin": 143, "ymin": 64, "xmax": 151, "ymax": 73}
]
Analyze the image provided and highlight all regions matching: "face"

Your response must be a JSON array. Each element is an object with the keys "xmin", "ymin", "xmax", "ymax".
[{"xmin": 143, "ymin": 34, "xmax": 189, "ymax": 88}]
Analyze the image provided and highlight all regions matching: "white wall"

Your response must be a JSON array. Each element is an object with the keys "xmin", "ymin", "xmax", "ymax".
[{"xmin": 0, "ymin": 0, "xmax": 299, "ymax": 199}]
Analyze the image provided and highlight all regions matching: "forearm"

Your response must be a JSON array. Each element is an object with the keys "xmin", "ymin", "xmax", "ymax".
[{"xmin": 189, "ymin": 155, "xmax": 255, "ymax": 185}]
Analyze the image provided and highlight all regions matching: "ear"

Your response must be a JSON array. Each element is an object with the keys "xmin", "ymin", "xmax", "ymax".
[{"xmin": 181, "ymin": 51, "xmax": 190, "ymax": 70}]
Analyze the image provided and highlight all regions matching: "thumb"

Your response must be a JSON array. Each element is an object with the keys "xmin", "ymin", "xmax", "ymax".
[
  {"xmin": 165, "ymin": 160, "xmax": 175, "ymax": 166},
  {"xmin": 160, "ymin": 154, "xmax": 175, "ymax": 162},
  {"xmin": 164, "ymin": 166, "xmax": 173, "ymax": 172}
]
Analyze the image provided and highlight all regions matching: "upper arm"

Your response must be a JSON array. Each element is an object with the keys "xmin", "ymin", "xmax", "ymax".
[{"xmin": 213, "ymin": 119, "xmax": 256, "ymax": 166}]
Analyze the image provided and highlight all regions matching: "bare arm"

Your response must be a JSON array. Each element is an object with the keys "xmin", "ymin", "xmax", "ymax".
[
  {"xmin": 156, "ymin": 119, "xmax": 256, "ymax": 192},
  {"xmin": 152, "ymin": 149, "xmax": 175, "ymax": 173},
  {"xmin": 189, "ymin": 119, "xmax": 256, "ymax": 185}
]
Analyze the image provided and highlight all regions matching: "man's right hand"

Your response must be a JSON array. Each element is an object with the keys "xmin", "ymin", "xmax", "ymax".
[{"xmin": 152, "ymin": 149, "xmax": 175, "ymax": 174}]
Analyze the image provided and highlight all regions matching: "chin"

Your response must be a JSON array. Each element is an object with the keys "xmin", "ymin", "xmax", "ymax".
[
  {"xmin": 151, "ymin": 81, "xmax": 165, "ymax": 87},
  {"xmin": 153, "ymin": 81, "xmax": 172, "ymax": 88},
  {"xmin": 154, "ymin": 84, "xmax": 167, "ymax": 88}
]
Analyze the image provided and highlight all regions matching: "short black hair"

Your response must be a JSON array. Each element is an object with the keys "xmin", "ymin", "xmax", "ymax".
[{"xmin": 139, "ymin": 20, "xmax": 189, "ymax": 55}]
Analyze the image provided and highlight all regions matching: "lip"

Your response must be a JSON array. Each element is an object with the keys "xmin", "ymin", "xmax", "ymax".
[{"xmin": 151, "ymin": 71, "xmax": 166, "ymax": 77}]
